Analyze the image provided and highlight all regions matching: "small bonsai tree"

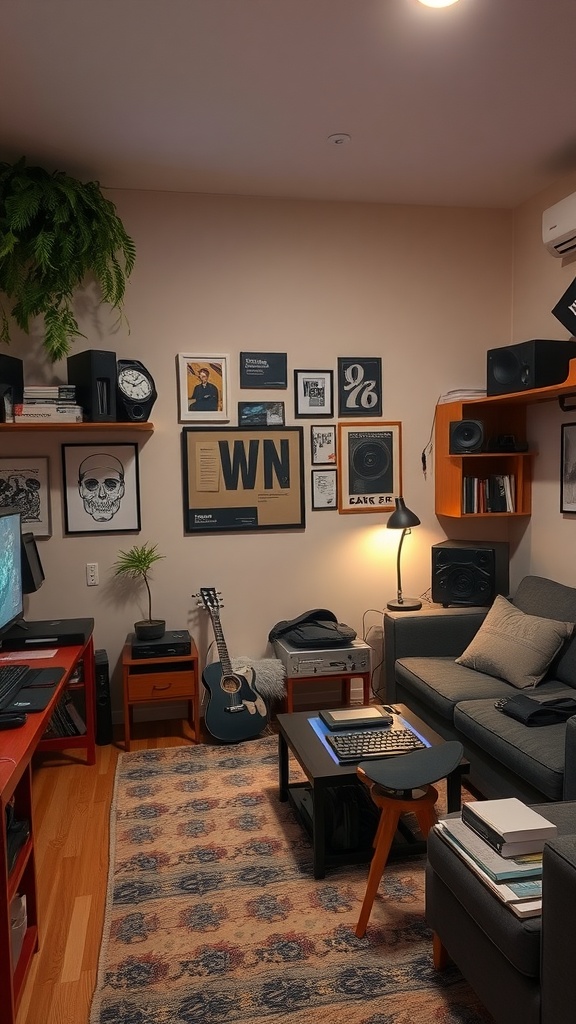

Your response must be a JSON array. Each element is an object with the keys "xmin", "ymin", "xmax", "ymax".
[
  {"xmin": 112, "ymin": 543, "xmax": 165, "ymax": 638},
  {"xmin": 0, "ymin": 157, "xmax": 136, "ymax": 361}
]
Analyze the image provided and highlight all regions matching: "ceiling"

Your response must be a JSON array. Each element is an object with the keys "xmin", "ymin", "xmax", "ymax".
[{"xmin": 2, "ymin": 0, "xmax": 576, "ymax": 209}]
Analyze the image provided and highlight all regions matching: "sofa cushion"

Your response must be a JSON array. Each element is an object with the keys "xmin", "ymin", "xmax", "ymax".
[
  {"xmin": 395, "ymin": 657, "xmax": 513, "ymax": 722},
  {"xmin": 455, "ymin": 595, "xmax": 574, "ymax": 689},
  {"xmin": 514, "ymin": 576, "xmax": 576, "ymax": 690}
]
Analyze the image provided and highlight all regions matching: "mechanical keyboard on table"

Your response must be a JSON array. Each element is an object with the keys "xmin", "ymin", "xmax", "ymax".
[{"xmin": 326, "ymin": 725, "xmax": 427, "ymax": 764}]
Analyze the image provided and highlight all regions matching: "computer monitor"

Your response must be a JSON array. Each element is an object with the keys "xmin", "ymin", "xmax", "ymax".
[
  {"xmin": 0, "ymin": 508, "xmax": 23, "ymax": 641},
  {"xmin": 21, "ymin": 531, "xmax": 45, "ymax": 594}
]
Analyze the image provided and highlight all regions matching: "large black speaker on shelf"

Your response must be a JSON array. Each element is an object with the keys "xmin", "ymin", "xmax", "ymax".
[
  {"xmin": 431, "ymin": 540, "xmax": 509, "ymax": 607},
  {"xmin": 67, "ymin": 349, "xmax": 117, "ymax": 421},
  {"xmin": 94, "ymin": 649, "xmax": 113, "ymax": 745},
  {"xmin": 487, "ymin": 340, "xmax": 576, "ymax": 396}
]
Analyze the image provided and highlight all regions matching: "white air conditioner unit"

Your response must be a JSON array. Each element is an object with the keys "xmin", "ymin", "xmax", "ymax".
[{"xmin": 542, "ymin": 192, "xmax": 576, "ymax": 258}]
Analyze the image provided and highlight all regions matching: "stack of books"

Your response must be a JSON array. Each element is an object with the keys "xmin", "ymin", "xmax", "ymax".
[
  {"xmin": 14, "ymin": 384, "xmax": 83, "ymax": 423},
  {"xmin": 435, "ymin": 797, "xmax": 558, "ymax": 918},
  {"xmin": 462, "ymin": 473, "xmax": 515, "ymax": 513},
  {"xmin": 44, "ymin": 693, "xmax": 87, "ymax": 738}
]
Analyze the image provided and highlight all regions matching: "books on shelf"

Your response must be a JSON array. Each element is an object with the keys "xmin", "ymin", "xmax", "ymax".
[
  {"xmin": 23, "ymin": 385, "xmax": 76, "ymax": 401},
  {"xmin": 462, "ymin": 798, "xmax": 557, "ymax": 855},
  {"xmin": 437, "ymin": 817, "xmax": 543, "ymax": 881},
  {"xmin": 462, "ymin": 473, "xmax": 515, "ymax": 513},
  {"xmin": 14, "ymin": 403, "xmax": 84, "ymax": 423},
  {"xmin": 44, "ymin": 693, "xmax": 86, "ymax": 738}
]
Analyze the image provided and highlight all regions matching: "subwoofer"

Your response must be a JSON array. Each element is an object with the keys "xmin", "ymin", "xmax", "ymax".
[
  {"xmin": 67, "ymin": 349, "xmax": 117, "ymax": 421},
  {"xmin": 487, "ymin": 340, "xmax": 576, "ymax": 396},
  {"xmin": 449, "ymin": 420, "xmax": 484, "ymax": 454},
  {"xmin": 431, "ymin": 540, "xmax": 509, "ymax": 607},
  {"xmin": 94, "ymin": 649, "xmax": 113, "ymax": 745}
]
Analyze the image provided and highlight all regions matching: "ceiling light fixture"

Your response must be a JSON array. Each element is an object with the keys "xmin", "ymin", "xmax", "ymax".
[
  {"xmin": 328, "ymin": 134, "xmax": 351, "ymax": 146},
  {"xmin": 417, "ymin": 0, "xmax": 460, "ymax": 7}
]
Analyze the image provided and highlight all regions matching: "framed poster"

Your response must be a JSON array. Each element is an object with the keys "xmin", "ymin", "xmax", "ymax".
[
  {"xmin": 294, "ymin": 369, "xmax": 333, "ymax": 418},
  {"xmin": 239, "ymin": 351, "xmax": 287, "ymax": 389},
  {"xmin": 311, "ymin": 468, "xmax": 337, "ymax": 510},
  {"xmin": 337, "ymin": 357, "xmax": 383, "ymax": 417},
  {"xmin": 182, "ymin": 426, "xmax": 305, "ymax": 533},
  {"xmin": 0, "ymin": 456, "xmax": 51, "ymax": 536},
  {"xmin": 238, "ymin": 401, "xmax": 285, "ymax": 426},
  {"xmin": 177, "ymin": 353, "xmax": 230, "ymax": 422},
  {"xmin": 337, "ymin": 421, "xmax": 401, "ymax": 513},
  {"xmin": 310, "ymin": 424, "xmax": 336, "ymax": 465},
  {"xmin": 62, "ymin": 443, "xmax": 141, "ymax": 534},
  {"xmin": 561, "ymin": 422, "xmax": 576, "ymax": 512}
]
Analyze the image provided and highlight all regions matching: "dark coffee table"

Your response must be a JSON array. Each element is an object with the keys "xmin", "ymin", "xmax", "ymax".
[{"xmin": 277, "ymin": 704, "xmax": 469, "ymax": 878}]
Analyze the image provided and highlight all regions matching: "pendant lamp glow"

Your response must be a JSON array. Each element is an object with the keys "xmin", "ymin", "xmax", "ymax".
[{"xmin": 417, "ymin": 0, "xmax": 460, "ymax": 7}]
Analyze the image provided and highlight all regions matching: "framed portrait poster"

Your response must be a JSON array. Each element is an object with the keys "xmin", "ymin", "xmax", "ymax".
[
  {"xmin": 310, "ymin": 424, "xmax": 336, "ymax": 465},
  {"xmin": 182, "ymin": 426, "xmax": 305, "ymax": 533},
  {"xmin": 337, "ymin": 357, "xmax": 383, "ymax": 417},
  {"xmin": 177, "ymin": 353, "xmax": 230, "ymax": 422},
  {"xmin": 294, "ymin": 369, "xmax": 333, "ymax": 418},
  {"xmin": 337, "ymin": 421, "xmax": 401, "ymax": 514},
  {"xmin": 239, "ymin": 352, "xmax": 288, "ymax": 389},
  {"xmin": 0, "ymin": 456, "xmax": 51, "ymax": 536},
  {"xmin": 238, "ymin": 401, "xmax": 285, "ymax": 427},
  {"xmin": 62, "ymin": 443, "xmax": 141, "ymax": 534},
  {"xmin": 561, "ymin": 422, "xmax": 576, "ymax": 513},
  {"xmin": 311, "ymin": 468, "xmax": 337, "ymax": 510}
]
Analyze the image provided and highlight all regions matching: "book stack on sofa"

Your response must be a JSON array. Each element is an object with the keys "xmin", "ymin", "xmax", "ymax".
[{"xmin": 435, "ymin": 797, "xmax": 557, "ymax": 918}]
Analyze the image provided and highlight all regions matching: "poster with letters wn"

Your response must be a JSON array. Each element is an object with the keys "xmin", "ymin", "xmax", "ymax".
[{"xmin": 182, "ymin": 426, "xmax": 305, "ymax": 533}]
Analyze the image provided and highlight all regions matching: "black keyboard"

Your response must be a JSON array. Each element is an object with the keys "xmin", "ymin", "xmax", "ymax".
[
  {"xmin": 326, "ymin": 726, "xmax": 427, "ymax": 764},
  {"xmin": 0, "ymin": 664, "xmax": 38, "ymax": 710}
]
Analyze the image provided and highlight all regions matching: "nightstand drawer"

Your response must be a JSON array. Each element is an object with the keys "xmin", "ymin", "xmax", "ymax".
[{"xmin": 127, "ymin": 671, "xmax": 194, "ymax": 701}]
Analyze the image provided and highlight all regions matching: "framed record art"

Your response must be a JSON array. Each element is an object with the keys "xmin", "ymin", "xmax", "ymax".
[{"xmin": 337, "ymin": 421, "xmax": 401, "ymax": 513}]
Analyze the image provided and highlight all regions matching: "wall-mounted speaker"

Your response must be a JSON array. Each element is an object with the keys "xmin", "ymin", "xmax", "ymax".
[
  {"xmin": 347, "ymin": 432, "xmax": 393, "ymax": 495},
  {"xmin": 431, "ymin": 539, "xmax": 509, "ymax": 607},
  {"xmin": 67, "ymin": 349, "xmax": 117, "ymax": 422},
  {"xmin": 0, "ymin": 354, "xmax": 24, "ymax": 406},
  {"xmin": 449, "ymin": 420, "xmax": 484, "ymax": 454},
  {"xmin": 487, "ymin": 339, "xmax": 576, "ymax": 396},
  {"xmin": 94, "ymin": 649, "xmax": 113, "ymax": 745}
]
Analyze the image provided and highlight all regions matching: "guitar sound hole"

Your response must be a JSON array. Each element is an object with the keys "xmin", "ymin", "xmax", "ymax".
[{"xmin": 222, "ymin": 676, "xmax": 241, "ymax": 694}]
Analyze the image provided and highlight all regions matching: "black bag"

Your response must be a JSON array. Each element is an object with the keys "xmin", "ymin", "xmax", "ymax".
[
  {"xmin": 496, "ymin": 694, "xmax": 576, "ymax": 727},
  {"xmin": 268, "ymin": 608, "xmax": 357, "ymax": 649}
]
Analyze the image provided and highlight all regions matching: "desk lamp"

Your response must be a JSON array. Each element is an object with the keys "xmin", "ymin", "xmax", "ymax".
[{"xmin": 386, "ymin": 497, "xmax": 422, "ymax": 611}]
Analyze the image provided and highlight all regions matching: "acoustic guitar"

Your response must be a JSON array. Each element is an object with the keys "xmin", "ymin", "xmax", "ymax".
[{"xmin": 196, "ymin": 587, "xmax": 268, "ymax": 742}]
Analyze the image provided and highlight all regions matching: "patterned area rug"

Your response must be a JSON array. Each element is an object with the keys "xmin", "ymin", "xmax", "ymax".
[{"xmin": 90, "ymin": 735, "xmax": 492, "ymax": 1024}]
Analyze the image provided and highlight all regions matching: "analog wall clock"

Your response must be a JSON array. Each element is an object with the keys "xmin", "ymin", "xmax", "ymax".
[{"xmin": 116, "ymin": 359, "xmax": 158, "ymax": 421}]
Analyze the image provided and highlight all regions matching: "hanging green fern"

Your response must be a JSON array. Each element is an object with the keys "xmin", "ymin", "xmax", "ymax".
[{"xmin": 0, "ymin": 158, "xmax": 136, "ymax": 360}]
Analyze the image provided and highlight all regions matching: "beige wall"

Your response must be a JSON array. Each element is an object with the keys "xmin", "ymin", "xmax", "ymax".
[{"xmin": 3, "ymin": 193, "xmax": 513, "ymax": 713}]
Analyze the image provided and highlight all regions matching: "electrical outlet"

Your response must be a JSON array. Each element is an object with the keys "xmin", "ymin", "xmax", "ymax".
[{"xmin": 86, "ymin": 562, "xmax": 99, "ymax": 586}]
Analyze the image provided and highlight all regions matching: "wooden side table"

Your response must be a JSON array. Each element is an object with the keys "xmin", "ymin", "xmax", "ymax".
[{"xmin": 121, "ymin": 639, "xmax": 200, "ymax": 750}]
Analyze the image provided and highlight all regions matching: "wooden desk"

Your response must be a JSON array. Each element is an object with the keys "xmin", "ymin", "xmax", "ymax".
[
  {"xmin": 0, "ymin": 637, "xmax": 96, "ymax": 1024},
  {"xmin": 122, "ymin": 639, "xmax": 200, "ymax": 750}
]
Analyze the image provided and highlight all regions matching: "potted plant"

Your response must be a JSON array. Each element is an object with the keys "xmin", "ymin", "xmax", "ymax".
[
  {"xmin": 0, "ymin": 157, "xmax": 136, "ymax": 361},
  {"xmin": 112, "ymin": 542, "xmax": 166, "ymax": 641}
]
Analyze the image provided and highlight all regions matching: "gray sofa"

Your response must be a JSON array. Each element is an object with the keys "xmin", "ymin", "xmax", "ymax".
[{"xmin": 384, "ymin": 575, "xmax": 576, "ymax": 803}]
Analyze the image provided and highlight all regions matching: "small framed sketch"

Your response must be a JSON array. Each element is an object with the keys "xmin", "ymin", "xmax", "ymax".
[
  {"xmin": 0, "ymin": 456, "xmax": 51, "ymax": 536},
  {"xmin": 561, "ymin": 422, "xmax": 576, "ymax": 512},
  {"xmin": 238, "ymin": 401, "xmax": 285, "ymax": 426},
  {"xmin": 177, "ymin": 353, "xmax": 230, "ymax": 422},
  {"xmin": 337, "ymin": 357, "xmax": 383, "ymax": 417},
  {"xmin": 240, "ymin": 352, "xmax": 287, "ymax": 389},
  {"xmin": 311, "ymin": 468, "xmax": 337, "ymax": 510},
  {"xmin": 62, "ymin": 443, "xmax": 141, "ymax": 534},
  {"xmin": 310, "ymin": 424, "xmax": 336, "ymax": 465},
  {"xmin": 294, "ymin": 369, "xmax": 333, "ymax": 418},
  {"xmin": 337, "ymin": 421, "xmax": 401, "ymax": 513}
]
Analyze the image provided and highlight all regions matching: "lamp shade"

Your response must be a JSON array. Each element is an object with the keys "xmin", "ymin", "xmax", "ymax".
[{"xmin": 387, "ymin": 497, "xmax": 421, "ymax": 530}]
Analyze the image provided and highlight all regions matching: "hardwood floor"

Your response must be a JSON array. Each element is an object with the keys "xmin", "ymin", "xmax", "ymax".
[{"xmin": 16, "ymin": 720, "xmax": 200, "ymax": 1024}]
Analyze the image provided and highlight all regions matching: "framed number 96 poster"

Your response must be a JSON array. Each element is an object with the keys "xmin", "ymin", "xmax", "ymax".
[{"xmin": 337, "ymin": 357, "xmax": 382, "ymax": 417}]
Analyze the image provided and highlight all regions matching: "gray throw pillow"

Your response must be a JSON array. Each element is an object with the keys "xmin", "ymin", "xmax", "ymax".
[{"xmin": 455, "ymin": 594, "xmax": 574, "ymax": 689}]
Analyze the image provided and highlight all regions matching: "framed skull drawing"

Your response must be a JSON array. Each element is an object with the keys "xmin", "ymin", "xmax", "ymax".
[{"xmin": 61, "ymin": 443, "xmax": 141, "ymax": 534}]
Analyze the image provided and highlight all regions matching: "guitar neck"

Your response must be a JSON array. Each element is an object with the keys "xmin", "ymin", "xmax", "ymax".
[{"xmin": 209, "ymin": 613, "xmax": 233, "ymax": 675}]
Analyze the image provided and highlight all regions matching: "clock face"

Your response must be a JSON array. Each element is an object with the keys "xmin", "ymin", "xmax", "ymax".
[{"xmin": 118, "ymin": 367, "xmax": 153, "ymax": 401}]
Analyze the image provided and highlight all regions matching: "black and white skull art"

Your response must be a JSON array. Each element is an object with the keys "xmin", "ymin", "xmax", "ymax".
[{"xmin": 78, "ymin": 454, "xmax": 125, "ymax": 522}]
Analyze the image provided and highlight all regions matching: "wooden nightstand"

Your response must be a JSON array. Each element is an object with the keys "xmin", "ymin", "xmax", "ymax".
[{"xmin": 121, "ymin": 638, "xmax": 200, "ymax": 749}]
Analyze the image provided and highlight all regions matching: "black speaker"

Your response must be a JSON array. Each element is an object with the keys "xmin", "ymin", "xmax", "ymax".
[
  {"xmin": 347, "ymin": 430, "xmax": 394, "ymax": 495},
  {"xmin": 67, "ymin": 349, "xmax": 117, "ymax": 421},
  {"xmin": 94, "ymin": 649, "xmax": 113, "ymax": 745},
  {"xmin": 0, "ymin": 354, "xmax": 24, "ymax": 405},
  {"xmin": 487, "ymin": 340, "xmax": 576, "ymax": 396},
  {"xmin": 431, "ymin": 540, "xmax": 509, "ymax": 607},
  {"xmin": 449, "ymin": 420, "xmax": 484, "ymax": 454}
]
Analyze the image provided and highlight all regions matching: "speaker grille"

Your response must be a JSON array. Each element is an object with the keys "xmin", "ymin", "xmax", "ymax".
[
  {"xmin": 449, "ymin": 420, "xmax": 484, "ymax": 454},
  {"xmin": 431, "ymin": 541, "xmax": 509, "ymax": 607}
]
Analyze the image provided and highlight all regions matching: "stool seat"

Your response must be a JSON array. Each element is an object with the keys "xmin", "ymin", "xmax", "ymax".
[{"xmin": 358, "ymin": 740, "xmax": 464, "ymax": 793}]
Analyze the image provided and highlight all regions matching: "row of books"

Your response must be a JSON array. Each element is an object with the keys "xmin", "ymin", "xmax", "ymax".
[
  {"xmin": 13, "ymin": 404, "xmax": 84, "ymax": 422},
  {"xmin": 43, "ymin": 693, "xmax": 87, "ymax": 738},
  {"xmin": 436, "ymin": 797, "xmax": 558, "ymax": 919},
  {"xmin": 462, "ymin": 474, "xmax": 515, "ymax": 513}
]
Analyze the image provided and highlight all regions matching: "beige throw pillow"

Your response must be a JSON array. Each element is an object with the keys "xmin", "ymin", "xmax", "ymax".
[{"xmin": 455, "ymin": 594, "xmax": 574, "ymax": 689}]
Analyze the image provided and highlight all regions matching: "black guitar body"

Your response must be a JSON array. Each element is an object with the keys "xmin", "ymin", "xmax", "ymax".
[{"xmin": 202, "ymin": 662, "xmax": 269, "ymax": 743}]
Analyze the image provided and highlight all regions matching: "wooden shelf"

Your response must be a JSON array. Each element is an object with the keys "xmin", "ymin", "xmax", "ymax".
[{"xmin": 0, "ymin": 421, "xmax": 154, "ymax": 433}]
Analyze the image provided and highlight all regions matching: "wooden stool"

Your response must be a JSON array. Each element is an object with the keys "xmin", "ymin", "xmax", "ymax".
[{"xmin": 354, "ymin": 740, "xmax": 464, "ymax": 938}]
